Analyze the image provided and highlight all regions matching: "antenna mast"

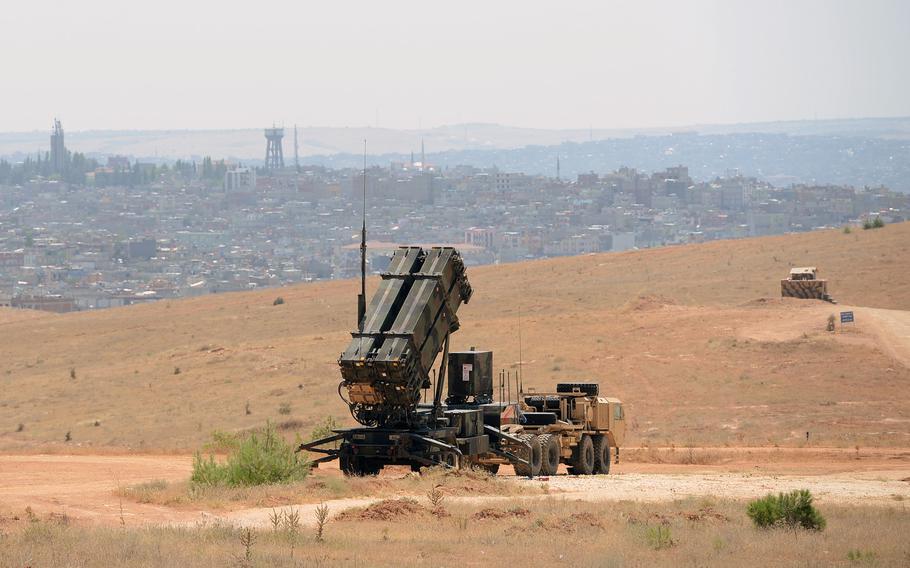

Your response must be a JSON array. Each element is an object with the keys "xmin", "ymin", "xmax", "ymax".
[
  {"xmin": 518, "ymin": 304, "xmax": 523, "ymax": 393},
  {"xmin": 357, "ymin": 140, "xmax": 367, "ymax": 330},
  {"xmin": 294, "ymin": 124, "xmax": 300, "ymax": 191}
]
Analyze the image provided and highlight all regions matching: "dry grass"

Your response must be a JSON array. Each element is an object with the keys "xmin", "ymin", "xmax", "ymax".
[
  {"xmin": 2, "ymin": 498, "xmax": 908, "ymax": 567},
  {"xmin": 628, "ymin": 446, "xmax": 724, "ymax": 465},
  {"xmin": 117, "ymin": 466, "xmax": 544, "ymax": 511},
  {"xmin": 1, "ymin": 222, "xmax": 909, "ymax": 452}
]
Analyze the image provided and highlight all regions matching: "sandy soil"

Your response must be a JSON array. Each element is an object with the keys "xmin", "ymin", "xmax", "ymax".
[
  {"xmin": 858, "ymin": 306, "xmax": 910, "ymax": 368},
  {"xmin": 2, "ymin": 222, "xmax": 909, "ymax": 452},
  {"xmin": 2, "ymin": 450, "xmax": 908, "ymax": 528},
  {"xmin": 0, "ymin": 454, "xmax": 194, "ymax": 525}
]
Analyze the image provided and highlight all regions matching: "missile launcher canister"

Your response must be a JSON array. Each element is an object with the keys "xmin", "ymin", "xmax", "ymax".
[{"xmin": 338, "ymin": 246, "xmax": 473, "ymax": 426}]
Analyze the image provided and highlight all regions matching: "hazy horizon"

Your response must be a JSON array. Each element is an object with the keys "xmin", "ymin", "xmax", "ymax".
[{"xmin": 2, "ymin": 0, "xmax": 908, "ymax": 133}]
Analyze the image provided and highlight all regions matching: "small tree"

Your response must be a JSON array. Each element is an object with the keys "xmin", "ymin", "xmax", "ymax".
[
  {"xmin": 747, "ymin": 489, "xmax": 826, "ymax": 531},
  {"xmin": 872, "ymin": 217, "xmax": 885, "ymax": 228},
  {"xmin": 309, "ymin": 416, "xmax": 340, "ymax": 441}
]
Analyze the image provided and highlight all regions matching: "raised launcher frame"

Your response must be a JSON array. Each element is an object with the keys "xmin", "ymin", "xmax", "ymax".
[
  {"xmin": 300, "ymin": 247, "xmax": 531, "ymax": 475},
  {"xmin": 337, "ymin": 246, "xmax": 473, "ymax": 426}
]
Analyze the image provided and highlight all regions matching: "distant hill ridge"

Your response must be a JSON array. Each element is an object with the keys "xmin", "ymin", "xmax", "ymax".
[{"xmin": 3, "ymin": 117, "xmax": 908, "ymax": 190}]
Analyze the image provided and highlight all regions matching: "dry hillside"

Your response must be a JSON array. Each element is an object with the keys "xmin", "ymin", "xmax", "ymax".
[{"xmin": 1, "ymin": 222, "xmax": 908, "ymax": 451}]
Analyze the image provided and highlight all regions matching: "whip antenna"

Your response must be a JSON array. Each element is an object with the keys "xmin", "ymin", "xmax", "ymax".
[
  {"xmin": 357, "ymin": 140, "xmax": 367, "ymax": 331},
  {"xmin": 518, "ymin": 304, "xmax": 523, "ymax": 394}
]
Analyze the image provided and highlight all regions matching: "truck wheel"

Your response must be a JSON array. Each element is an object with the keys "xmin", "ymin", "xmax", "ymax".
[
  {"xmin": 339, "ymin": 450, "xmax": 357, "ymax": 476},
  {"xmin": 513, "ymin": 434, "xmax": 542, "ymax": 477},
  {"xmin": 593, "ymin": 435, "xmax": 611, "ymax": 474},
  {"xmin": 480, "ymin": 464, "xmax": 500, "ymax": 475},
  {"xmin": 538, "ymin": 434, "xmax": 560, "ymax": 475},
  {"xmin": 441, "ymin": 451, "xmax": 460, "ymax": 469},
  {"xmin": 568, "ymin": 435, "xmax": 595, "ymax": 475},
  {"xmin": 358, "ymin": 459, "xmax": 383, "ymax": 476}
]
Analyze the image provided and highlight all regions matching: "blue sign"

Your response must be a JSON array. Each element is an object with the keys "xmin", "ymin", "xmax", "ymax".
[{"xmin": 840, "ymin": 311, "xmax": 855, "ymax": 324}]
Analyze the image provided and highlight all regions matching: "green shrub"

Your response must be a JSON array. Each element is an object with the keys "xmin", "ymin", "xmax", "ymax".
[
  {"xmin": 309, "ymin": 416, "xmax": 340, "ymax": 441},
  {"xmin": 862, "ymin": 217, "xmax": 884, "ymax": 230},
  {"xmin": 192, "ymin": 423, "xmax": 309, "ymax": 487},
  {"xmin": 842, "ymin": 225, "xmax": 851, "ymax": 234},
  {"xmin": 645, "ymin": 525, "xmax": 675, "ymax": 550},
  {"xmin": 747, "ymin": 489, "xmax": 826, "ymax": 531},
  {"xmin": 847, "ymin": 549, "xmax": 878, "ymax": 564}
]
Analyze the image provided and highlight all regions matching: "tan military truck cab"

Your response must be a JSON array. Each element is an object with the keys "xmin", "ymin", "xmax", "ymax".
[{"xmin": 511, "ymin": 382, "xmax": 625, "ymax": 476}]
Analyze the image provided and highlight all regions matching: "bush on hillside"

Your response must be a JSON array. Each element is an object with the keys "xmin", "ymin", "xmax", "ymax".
[
  {"xmin": 863, "ymin": 217, "xmax": 885, "ymax": 230},
  {"xmin": 192, "ymin": 423, "xmax": 309, "ymax": 487},
  {"xmin": 309, "ymin": 415, "xmax": 340, "ymax": 441},
  {"xmin": 747, "ymin": 489, "xmax": 826, "ymax": 531}
]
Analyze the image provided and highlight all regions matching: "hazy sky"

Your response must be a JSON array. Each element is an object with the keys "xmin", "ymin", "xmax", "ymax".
[{"xmin": 2, "ymin": 0, "xmax": 908, "ymax": 132}]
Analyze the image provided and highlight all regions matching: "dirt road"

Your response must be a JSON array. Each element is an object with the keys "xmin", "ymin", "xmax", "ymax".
[
  {"xmin": 858, "ymin": 306, "xmax": 910, "ymax": 368},
  {"xmin": 2, "ymin": 451, "xmax": 908, "ymax": 528},
  {"xmin": 211, "ymin": 470, "xmax": 910, "ymax": 529},
  {"xmin": 0, "ymin": 454, "xmax": 194, "ymax": 525}
]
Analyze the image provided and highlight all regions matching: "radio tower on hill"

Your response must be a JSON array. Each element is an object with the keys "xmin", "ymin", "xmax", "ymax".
[{"xmin": 264, "ymin": 126, "xmax": 285, "ymax": 170}]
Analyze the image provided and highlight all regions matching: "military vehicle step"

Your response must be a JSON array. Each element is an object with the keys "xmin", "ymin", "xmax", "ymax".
[{"xmin": 556, "ymin": 382, "xmax": 600, "ymax": 396}]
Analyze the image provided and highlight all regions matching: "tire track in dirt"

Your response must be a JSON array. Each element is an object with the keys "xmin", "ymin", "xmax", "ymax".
[{"xmin": 856, "ymin": 306, "xmax": 910, "ymax": 368}]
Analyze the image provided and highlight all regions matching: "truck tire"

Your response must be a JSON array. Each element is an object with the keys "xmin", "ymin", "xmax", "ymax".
[
  {"xmin": 513, "ymin": 434, "xmax": 542, "ymax": 477},
  {"xmin": 358, "ymin": 459, "xmax": 383, "ymax": 476},
  {"xmin": 440, "ymin": 451, "xmax": 460, "ymax": 470},
  {"xmin": 340, "ymin": 452, "xmax": 381, "ymax": 476},
  {"xmin": 339, "ymin": 449, "xmax": 357, "ymax": 476},
  {"xmin": 479, "ymin": 463, "xmax": 500, "ymax": 475},
  {"xmin": 593, "ymin": 435, "xmax": 611, "ymax": 474},
  {"xmin": 538, "ymin": 434, "xmax": 560, "ymax": 475},
  {"xmin": 568, "ymin": 435, "xmax": 595, "ymax": 475}
]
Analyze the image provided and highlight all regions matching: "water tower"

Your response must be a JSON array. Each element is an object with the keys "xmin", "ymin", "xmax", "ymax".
[{"xmin": 264, "ymin": 127, "xmax": 285, "ymax": 170}]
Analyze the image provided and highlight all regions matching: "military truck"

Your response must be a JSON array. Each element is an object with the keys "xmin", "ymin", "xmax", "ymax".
[
  {"xmin": 781, "ymin": 267, "xmax": 836, "ymax": 303},
  {"xmin": 506, "ymin": 383, "xmax": 625, "ymax": 476},
  {"xmin": 299, "ymin": 245, "xmax": 625, "ymax": 477}
]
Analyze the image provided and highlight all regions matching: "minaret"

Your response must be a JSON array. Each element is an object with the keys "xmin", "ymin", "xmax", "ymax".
[
  {"xmin": 294, "ymin": 125, "xmax": 300, "ymax": 173},
  {"xmin": 556, "ymin": 155, "xmax": 561, "ymax": 181},
  {"xmin": 421, "ymin": 138, "xmax": 425, "ymax": 168},
  {"xmin": 50, "ymin": 118, "xmax": 66, "ymax": 174}
]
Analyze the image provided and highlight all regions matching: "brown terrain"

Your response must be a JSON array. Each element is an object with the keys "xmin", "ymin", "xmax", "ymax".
[
  {"xmin": 1, "ymin": 221, "xmax": 908, "ymax": 451},
  {"xmin": 0, "ymin": 223, "xmax": 908, "ymax": 566}
]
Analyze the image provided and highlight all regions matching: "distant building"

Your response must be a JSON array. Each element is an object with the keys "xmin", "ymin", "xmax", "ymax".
[
  {"xmin": 50, "ymin": 119, "xmax": 66, "ymax": 173},
  {"xmin": 464, "ymin": 227, "xmax": 495, "ymax": 249},
  {"xmin": 107, "ymin": 156, "xmax": 131, "ymax": 170},
  {"xmin": 224, "ymin": 167, "xmax": 256, "ymax": 192},
  {"xmin": 11, "ymin": 295, "xmax": 77, "ymax": 313},
  {"xmin": 114, "ymin": 238, "xmax": 157, "ymax": 261},
  {"xmin": 0, "ymin": 251, "xmax": 25, "ymax": 268}
]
